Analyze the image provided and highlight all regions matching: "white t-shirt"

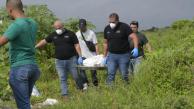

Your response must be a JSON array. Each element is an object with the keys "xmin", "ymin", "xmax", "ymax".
[{"xmin": 76, "ymin": 29, "xmax": 98, "ymax": 58}]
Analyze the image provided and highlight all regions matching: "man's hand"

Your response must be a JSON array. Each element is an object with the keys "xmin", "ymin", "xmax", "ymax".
[
  {"xmin": 129, "ymin": 33, "xmax": 139, "ymax": 58},
  {"xmin": 102, "ymin": 56, "xmax": 108, "ymax": 65},
  {"xmin": 78, "ymin": 57, "xmax": 83, "ymax": 65},
  {"xmin": 0, "ymin": 36, "xmax": 8, "ymax": 47},
  {"xmin": 35, "ymin": 39, "xmax": 47, "ymax": 48},
  {"xmin": 131, "ymin": 48, "xmax": 138, "ymax": 58}
]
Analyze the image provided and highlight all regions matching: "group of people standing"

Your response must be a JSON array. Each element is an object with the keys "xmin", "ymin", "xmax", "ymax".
[
  {"xmin": 0, "ymin": 0, "xmax": 151, "ymax": 109},
  {"xmin": 103, "ymin": 13, "xmax": 152, "ymax": 84},
  {"xmin": 35, "ymin": 19, "xmax": 99, "ymax": 98}
]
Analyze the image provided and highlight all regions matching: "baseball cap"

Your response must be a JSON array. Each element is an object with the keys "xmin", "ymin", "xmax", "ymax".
[{"xmin": 79, "ymin": 19, "xmax": 87, "ymax": 28}]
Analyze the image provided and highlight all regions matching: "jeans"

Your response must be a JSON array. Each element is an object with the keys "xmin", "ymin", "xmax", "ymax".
[
  {"xmin": 129, "ymin": 56, "xmax": 143, "ymax": 74},
  {"xmin": 55, "ymin": 56, "xmax": 82, "ymax": 96},
  {"xmin": 9, "ymin": 64, "xmax": 40, "ymax": 109},
  {"xmin": 106, "ymin": 52, "xmax": 130, "ymax": 84}
]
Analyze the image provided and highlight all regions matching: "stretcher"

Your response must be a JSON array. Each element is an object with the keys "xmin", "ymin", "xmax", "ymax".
[{"xmin": 76, "ymin": 65, "xmax": 107, "ymax": 70}]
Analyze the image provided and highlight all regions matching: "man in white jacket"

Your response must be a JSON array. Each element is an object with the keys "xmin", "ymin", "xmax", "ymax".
[{"xmin": 76, "ymin": 19, "xmax": 99, "ymax": 89}]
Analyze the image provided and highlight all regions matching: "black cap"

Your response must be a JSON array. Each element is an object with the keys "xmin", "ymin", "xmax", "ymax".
[{"xmin": 79, "ymin": 19, "xmax": 87, "ymax": 28}]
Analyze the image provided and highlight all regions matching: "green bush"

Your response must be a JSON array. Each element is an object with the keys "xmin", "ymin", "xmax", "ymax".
[
  {"xmin": 0, "ymin": 5, "xmax": 57, "ymax": 100},
  {"xmin": 64, "ymin": 18, "xmax": 96, "ymax": 32},
  {"xmin": 0, "ymin": 5, "xmax": 96, "ymax": 101},
  {"xmin": 171, "ymin": 19, "xmax": 194, "ymax": 30}
]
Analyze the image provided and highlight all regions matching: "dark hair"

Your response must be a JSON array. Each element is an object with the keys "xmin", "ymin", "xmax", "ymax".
[
  {"xmin": 6, "ymin": 0, "xmax": 23, "ymax": 11},
  {"xmin": 130, "ymin": 21, "xmax": 139, "ymax": 28},
  {"xmin": 109, "ymin": 13, "xmax": 119, "ymax": 21}
]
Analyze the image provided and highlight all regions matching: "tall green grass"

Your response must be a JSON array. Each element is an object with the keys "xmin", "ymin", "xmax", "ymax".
[
  {"xmin": 1, "ymin": 5, "xmax": 194, "ymax": 109},
  {"xmin": 2, "ymin": 26, "xmax": 194, "ymax": 109},
  {"xmin": 32, "ymin": 26, "xmax": 194, "ymax": 109}
]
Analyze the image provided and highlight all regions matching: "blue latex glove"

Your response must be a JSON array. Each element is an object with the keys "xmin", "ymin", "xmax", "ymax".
[
  {"xmin": 131, "ymin": 48, "xmax": 138, "ymax": 58},
  {"xmin": 78, "ymin": 57, "xmax": 83, "ymax": 65},
  {"xmin": 102, "ymin": 57, "xmax": 108, "ymax": 65}
]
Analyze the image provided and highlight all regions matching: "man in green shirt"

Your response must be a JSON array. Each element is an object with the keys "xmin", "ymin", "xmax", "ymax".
[
  {"xmin": 129, "ymin": 21, "xmax": 152, "ymax": 73},
  {"xmin": 0, "ymin": 0, "xmax": 40, "ymax": 108}
]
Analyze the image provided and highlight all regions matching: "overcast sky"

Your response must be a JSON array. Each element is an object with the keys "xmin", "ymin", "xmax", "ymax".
[{"xmin": 0, "ymin": 0, "xmax": 194, "ymax": 31}]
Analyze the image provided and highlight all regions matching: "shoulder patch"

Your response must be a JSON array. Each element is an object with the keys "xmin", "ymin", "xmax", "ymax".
[
  {"xmin": 53, "ymin": 36, "xmax": 58, "ymax": 39},
  {"xmin": 116, "ymin": 30, "xmax": 121, "ymax": 33},
  {"xmin": 107, "ymin": 31, "xmax": 111, "ymax": 34},
  {"xmin": 64, "ymin": 35, "xmax": 70, "ymax": 38}
]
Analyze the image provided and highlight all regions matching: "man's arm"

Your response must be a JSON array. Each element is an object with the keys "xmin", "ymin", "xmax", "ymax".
[
  {"xmin": 129, "ymin": 33, "xmax": 138, "ymax": 48},
  {"xmin": 142, "ymin": 34, "xmax": 152, "ymax": 52},
  {"xmin": 103, "ymin": 39, "xmax": 108, "ymax": 57},
  {"xmin": 145, "ymin": 43, "xmax": 152, "ymax": 52},
  {"xmin": 35, "ymin": 39, "xmax": 47, "ymax": 48},
  {"xmin": 91, "ymin": 31, "xmax": 99, "ymax": 55},
  {"xmin": 95, "ymin": 44, "xmax": 99, "ymax": 55},
  {"xmin": 74, "ymin": 44, "xmax": 82, "ymax": 57},
  {"xmin": 0, "ymin": 36, "xmax": 8, "ymax": 47}
]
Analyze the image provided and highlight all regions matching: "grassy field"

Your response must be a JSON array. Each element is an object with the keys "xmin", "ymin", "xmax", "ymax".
[
  {"xmin": 1, "ymin": 5, "xmax": 194, "ymax": 109},
  {"xmin": 1, "ymin": 24, "xmax": 194, "ymax": 109}
]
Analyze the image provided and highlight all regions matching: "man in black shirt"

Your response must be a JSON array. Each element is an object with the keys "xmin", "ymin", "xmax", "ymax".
[
  {"xmin": 129, "ymin": 21, "xmax": 152, "ymax": 73},
  {"xmin": 103, "ymin": 13, "xmax": 139, "ymax": 84},
  {"xmin": 35, "ymin": 20, "xmax": 83, "ymax": 101}
]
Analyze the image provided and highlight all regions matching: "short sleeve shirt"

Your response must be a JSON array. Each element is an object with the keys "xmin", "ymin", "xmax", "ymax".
[
  {"xmin": 129, "ymin": 32, "xmax": 148, "ymax": 57},
  {"xmin": 104, "ymin": 22, "xmax": 133, "ymax": 54},
  {"xmin": 45, "ymin": 29, "xmax": 79, "ymax": 60},
  {"xmin": 76, "ymin": 29, "xmax": 97, "ymax": 58},
  {"xmin": 3, "ymin": 18, "xmax": 38, "ymax": 67}
]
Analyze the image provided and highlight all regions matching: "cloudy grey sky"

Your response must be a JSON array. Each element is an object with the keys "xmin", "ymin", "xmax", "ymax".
[{"xmin": 0, "ymin": 0, "xmax": 194, "ymax": 31}]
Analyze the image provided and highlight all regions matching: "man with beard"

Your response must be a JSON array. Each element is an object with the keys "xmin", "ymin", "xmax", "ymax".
[
  {"xmin": 103, "ymin": 13, "xmax": 139, "ymax": 85},
  {"xmin": 0, "ymin": 0, "xmax": 40, "ymax": 108}
]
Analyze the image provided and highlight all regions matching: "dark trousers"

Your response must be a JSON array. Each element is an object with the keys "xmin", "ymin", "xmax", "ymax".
[
  {"xmin": 79, "ymin": 57, "xmax": 98, "ymax": 86},
  {"xmin": 79, "ymin": 70, "xmax": 98, "ymax": 86}
]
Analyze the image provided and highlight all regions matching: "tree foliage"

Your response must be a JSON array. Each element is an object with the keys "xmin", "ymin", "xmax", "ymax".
[
  {"xmin": 171, "ymin": 19, "xmax": 194, "ymax": 29},
  {"xmin": 64, "ymin": 18, "xmax": 96, "ymax": 32},
  {"xmin": 0, "ymin": 5, "xmax": 97, "ymax": 100}
]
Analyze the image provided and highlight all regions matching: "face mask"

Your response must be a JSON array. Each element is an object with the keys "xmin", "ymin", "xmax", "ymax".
[
  {"xmin": 56, "ymin": 29, "xmax": 63, "ymax": 35},
  {"xmin": 110, "ymin": 23, "xmax": 116, "ymax": 29}
]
